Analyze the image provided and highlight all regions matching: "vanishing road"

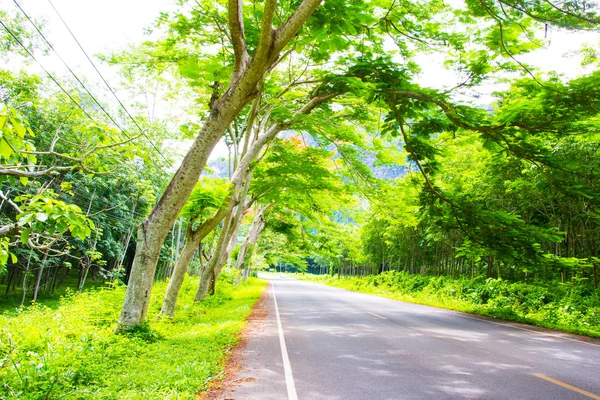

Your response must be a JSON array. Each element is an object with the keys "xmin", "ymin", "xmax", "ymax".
[{"xmin": 219, "ymin": 276, "xmax": 600, "ymax": 400}]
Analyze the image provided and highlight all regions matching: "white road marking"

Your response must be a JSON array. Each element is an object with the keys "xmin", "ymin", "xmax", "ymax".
[
  {"xmin": 272, "ymin": 283, "xmax": 298, "ymax": 400},
  {"xmin": 367, "ymin": 312, "xmax": 387, "ymax": 320}
]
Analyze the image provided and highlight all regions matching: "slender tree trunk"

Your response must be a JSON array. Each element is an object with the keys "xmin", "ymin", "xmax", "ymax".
[
  {"xmin": 78, "ymin": 263, "xmax": 90, "ymax": 291},
  {"xmin": 57, "ymin": 266, "xmax": 69, "ymax": 289},
  {"xmin": 20, "ymin": 253, "xmax": 33, "ymax": 307},
  {"xmin": 234, "ymin": 203, "xmax": 270, "ymax": 285},
  {"xmin": 159, "ymin": 228, "xmax": 201, "ymax": 317},
  {"xmin": 32, "ymin": 254, "xmax": 48, "ymax": 302},
  {"xmin": 50, "ymin": 266, "xmax": 60, "ymax": 292},
  {"xmin": 5, "ymin": 265, "xmax": 15, "ymax": 295}
]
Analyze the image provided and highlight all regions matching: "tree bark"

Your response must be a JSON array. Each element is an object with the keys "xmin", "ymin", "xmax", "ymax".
[
  {"xmin": 159, "ymin": 228, "xmax": 198, "ymax": 317},
  {"xmin": 116, "ymin": 0, "xmax": 325, "ymax": 331},
  {"xmin": 195, "ymin": 178, "xmax": 251, "ymax": 301},
  {"xmin": 234, "ymin": 203, "xmax": 270, "ymax": 285},
  {"xmin": 32, "ymin": 254, "xmax": 48, "ymax": 302}
]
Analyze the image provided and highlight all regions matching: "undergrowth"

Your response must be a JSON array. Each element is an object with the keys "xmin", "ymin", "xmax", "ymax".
[
  {"xmin": 302, "ymin": 272, "xmax": 600, "ymax": 338},
  {"xmin": 0, "ymin": 273, "xmax": 267, "ymax": 399}
]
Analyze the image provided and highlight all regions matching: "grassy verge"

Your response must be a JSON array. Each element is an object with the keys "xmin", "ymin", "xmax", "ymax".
[
  {"xmin": 0, "ymin": 272, "xmax": 105, "ymax": 313},
  {"xmin": 299, "ymin": 272, "xmax": 600, "ymax": 339},
  {"xmin": 0, "ymin": 274, "xmax": 267, "ymax": 399}
]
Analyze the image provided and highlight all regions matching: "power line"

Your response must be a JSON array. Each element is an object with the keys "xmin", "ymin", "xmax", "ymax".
[
  {"xmin": 5, "ymin": 185, "xmax": 149, "ymax": 224},
  {"xmin": 0, "ymin": 18, "xmax": 100, "ymax": 125},
  {"xmin": 8, "ymin": 1, "xmax": 171, "ymax": 175},
  {"xmin": 45, "ymin": 0, "xmax": 173, "ymax": 167},
  {"xmin": 11, "ymin": 0, "xmax": 130, "ymax": 139},
  {"xmin": 0, "ymin": 14, "xmax": 139, "ymax": 165}
]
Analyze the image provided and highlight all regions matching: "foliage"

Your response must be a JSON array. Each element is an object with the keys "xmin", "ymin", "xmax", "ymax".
[
  {"xmin": 180, "ymin": 177, "xmax": 231, "ymax": 225},
  {"xmin": 0, "ymin": 63, "xmax": 170, "ymax": 297},
  {"xmin": 0, "ymin": 276, "xmax": 266, "ymax": 399}
]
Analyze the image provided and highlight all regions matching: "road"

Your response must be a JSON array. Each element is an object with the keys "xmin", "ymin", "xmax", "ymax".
[{"xmin": 218, "ymin": 276, "xmax": 600, "ymax": 400}]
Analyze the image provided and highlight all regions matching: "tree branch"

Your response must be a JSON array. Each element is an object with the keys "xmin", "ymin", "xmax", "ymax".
[
  {"xmin": 0, "ymin": 166, "xmax": 69, "ymax": 177},
  {"xmin": 388, "ymin": 101, "xmax": 469, "ymax": 235},
  {"xmin": 228, "ymin": 0, "xmax": 249, "ymax": 77},
  {"xmin": 254, "ymin": 0, "xmax": 278, "ymax": 63},
  {"xmin": 274, "ymin": 0, "xmax": 323, "ymax": 54}
]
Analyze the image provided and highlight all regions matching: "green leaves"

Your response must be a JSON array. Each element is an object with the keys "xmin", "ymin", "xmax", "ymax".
[
  {"xmin": 180, "ymin": 178, "xmax": 231, "ymax": 224},
  {"xmin": 15, "ymin": 190, "xmax": 95, "ymax": 244},
  {"xmin": 0, "ymin": 103, "xmax": 37, "ymax": 169}
]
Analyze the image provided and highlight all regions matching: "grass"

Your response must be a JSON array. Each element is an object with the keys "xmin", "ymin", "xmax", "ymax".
[
  {"xmin": 0, "ymin": 270, "xmax": 105, "ymax": 313},
  {"xmin": 299, "ymin": 272, "xmax": 600, "ymax": 339},
  {"xmin": 0, "ymin": 273, "xmax": 267, "ymax": 399}
]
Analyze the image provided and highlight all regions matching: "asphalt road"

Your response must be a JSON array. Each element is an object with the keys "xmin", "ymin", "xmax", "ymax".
[{"xmin": 220, "ymin": 276, "xmax": 600, "ymax": 400}]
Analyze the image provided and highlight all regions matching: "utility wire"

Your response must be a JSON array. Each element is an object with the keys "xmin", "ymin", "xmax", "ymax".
[
  {"xmin": 45, "ymin": 0, "xmax": 173, "ymax": 166},
  {"xmin": 0, "ymin": 18, "xmax": 100, "ymax": 125},
  {"xmin": 11, "ymin": 0, "xmax": 130, "ymax": 139}
]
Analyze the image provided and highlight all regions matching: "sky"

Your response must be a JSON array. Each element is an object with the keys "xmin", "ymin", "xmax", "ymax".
[{"xmin": 2, "ymin": 0, "xmax": 598, "ymax": 164}]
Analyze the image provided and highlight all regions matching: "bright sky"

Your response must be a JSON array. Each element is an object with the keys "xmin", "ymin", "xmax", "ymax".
[
  {"xmin": 1, "ymin": 0, "xmax": 177, "ymax": 113},
  {"xmin": 2, "ymin": 0, "xmax": 598, "ymax": 163}
]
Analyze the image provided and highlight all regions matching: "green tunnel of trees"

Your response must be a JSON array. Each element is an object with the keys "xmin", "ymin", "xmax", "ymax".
[{"xmin": 0, "ymin": 0, "xmax": 599, "ymax": 326}]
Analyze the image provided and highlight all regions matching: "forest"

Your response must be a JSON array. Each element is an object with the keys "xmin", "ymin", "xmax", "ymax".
[{"xmin": 1, "ymin": 0, "xmax": 600, "ymax": 397}]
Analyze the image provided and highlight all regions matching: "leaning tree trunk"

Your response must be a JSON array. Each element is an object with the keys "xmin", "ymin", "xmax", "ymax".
[
  {"xmin": 159, "ymin": 209, "xmax": 230, "ymax": 316},
  {"xmin": 116, "ymin": 0, "xmax": 326, "ymax": 331},
  {"xmin": 159, "ymin": 229, "xmax": 198, "ymax": 317},
  {"xmin": 195, "ymin": 179, "xmax": 251, "ymax": 301},
  {"xmin": 32, "ymin": 254, "xmax": 48, "ymax": 302},
  {"xmin": 234, "ymin": 203, "xmax": 270, "ymax": 285}
]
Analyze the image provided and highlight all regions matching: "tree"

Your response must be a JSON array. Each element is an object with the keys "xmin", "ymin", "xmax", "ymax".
[
  {"xmin": 117, "ymin": 0, "xmax": 330, "ymax": 330},
  {"xmin": 117, "ymin": 0, "xmax": 600, "ymax": 329}
]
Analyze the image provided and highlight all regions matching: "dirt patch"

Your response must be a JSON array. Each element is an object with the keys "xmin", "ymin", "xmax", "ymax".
[{"xmin": 198, "ymin": 282, "xmax": 270, "ymax": 400}]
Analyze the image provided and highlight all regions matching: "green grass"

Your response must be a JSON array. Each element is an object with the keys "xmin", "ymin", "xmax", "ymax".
[
  {"xmin": 0, "ymin": 270, "xmax": 105, "ymax": 313},
  {"xmin": 300, "ymin": 272, "xmax": 600, "ymax": 339},
  {"xmin": 0, "ymin": 273, "xmax": 267, "ymax": 399}
]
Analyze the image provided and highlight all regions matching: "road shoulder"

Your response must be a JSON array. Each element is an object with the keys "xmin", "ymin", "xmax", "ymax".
[{"xmin": 201, "ymin": 281, "xmax": 287, "ymax": 400}]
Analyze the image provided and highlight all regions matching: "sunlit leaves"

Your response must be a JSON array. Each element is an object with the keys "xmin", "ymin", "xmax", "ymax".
[
  {"xmin": 0, "ymin": 104, "xmax": 37, "ymax": 181},
  {"xmin": 180, "ymin": 178, "xmax": 231, "ymax": 226},
  {"xmin": 16, "ymin": 190, "xmax": 94, "ymax": 243}
]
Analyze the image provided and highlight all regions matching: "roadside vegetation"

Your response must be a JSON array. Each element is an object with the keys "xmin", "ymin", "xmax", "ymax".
[
  {"xmin": 302, "ymin": 272, "xmax": 600, "ymax": 339},
  {"xmin": 1, "ymin": 0, "xmax": 600, "ymax": 396},
  {"xmin": 0, "ymin": 274, "xmax": 266, "ymax": 399}
]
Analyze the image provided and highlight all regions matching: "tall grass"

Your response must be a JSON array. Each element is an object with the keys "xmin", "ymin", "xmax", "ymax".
[{"xmin": 0, "ymin": 274, "xmax": 267, "ymax": 399}]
